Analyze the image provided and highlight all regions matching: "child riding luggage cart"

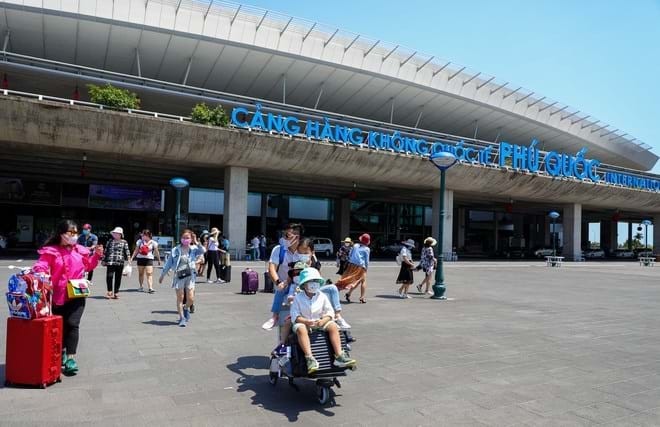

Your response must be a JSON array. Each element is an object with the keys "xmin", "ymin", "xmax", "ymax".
[{"xmin": 267, "ymin": 267, "xmax": 356, "ymax": 405}]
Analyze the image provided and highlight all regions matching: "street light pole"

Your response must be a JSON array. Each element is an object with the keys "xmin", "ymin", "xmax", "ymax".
[
  {"xmin": 642, "ymin": 219, "xmax": 651, "ymax": 253},
  {"xmin": 429, "ymin": 152, "xmax": 457, "ymax": 300},
  {"xmin": 169, "ymin": 177, "xmax": 190, "ymax": 240},
  {"xmin": 549, "ymin": 211, "xmax": 560, "ymax": 257}
]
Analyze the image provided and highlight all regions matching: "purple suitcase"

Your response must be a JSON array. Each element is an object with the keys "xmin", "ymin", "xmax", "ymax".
[{"xmin": 241, "ymin": 269, "xmax": 259, "ymax": 294}]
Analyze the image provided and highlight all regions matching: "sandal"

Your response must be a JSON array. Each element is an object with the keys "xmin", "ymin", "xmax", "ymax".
[
  {"xmin": 105, "ymin": 292, "xmax": 113, "ymax": 299},
  {"xmin": 112, "ymin": 294, "xmax": 120, "ymax": 299},
  {"xmin": 359, "ymin": 298, "xmax": 367, "ymax": 304},
  {"xmin": 148, "ymin": 289, "xmax": 155, "ymax": 294},
  {"xmin": 345, "ymin": 294, "xmax": 351, "ymax": 304}
]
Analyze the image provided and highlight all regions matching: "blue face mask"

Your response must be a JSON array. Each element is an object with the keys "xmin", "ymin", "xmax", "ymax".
[
  {"xmin": 296, "ymin": 253, "xmax": 311, "ymax": 264},
  {"xmin": 306, "ymin": 282, "xmax": 320, "ymax": 294},
  {"xmin": 82, "ymin": 229, "xmax": 90, "ymax": 236}
]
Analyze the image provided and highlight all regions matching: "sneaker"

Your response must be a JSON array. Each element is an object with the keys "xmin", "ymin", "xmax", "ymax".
[
  {"xmin": 189, "ymin": 304, "xmax": 195, "ymax": 314},
  {"xmin": 148, "ymin": 289, "xmax": 155, "ymax": 294},
  {"xmin": 207, "ymin": 280, "xmax": 213, "ymax": 283},
  {"xmin": 262, "ymin": 318, "xmax": 276, "ymax": 330},
  {"xmin": 405, "ymin": 294, "xmax": 412, "ymax": 299},
  {"xmin": 398, "ymin": 292, "xmax": 405, "ymax": 299},
  {"xmin": 416, "ymin": 284, "xmax": 422, "ymax": 293},
  {"xmin": 178, "ymin": 317, "xmax": 187, "ymax": 327},
  {"xmin": 335, "ymin": 318, "xmax": 351, "ymax": 329},
  {"xmin": 306, "ymin": 356, "xmax": 320, "ymax": 374},
  {"xmin": 61, "ymin": 351, "xmax": 67, "ymax": 367},
  {"xmin": 183, "ymin": 308, "xmax": 190, "ymax": 321},
  {"xmin": 426, "ymin": 291, "xmax": 433, "ymax": 296},
  {"xmin": 63, "ymin": 358, "xmax": 79, "ymax": 375},
  {"xmin": 333, "ymin": 351, "xmax": 356, "ymax": 368}
]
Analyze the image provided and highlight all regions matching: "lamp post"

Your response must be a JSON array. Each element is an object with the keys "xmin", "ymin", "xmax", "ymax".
[
  {"xmin": 548, "ymin": 211, "xmax": 560, "ymax": 257},
  {"xmin": 169, "ymin": 177, "xmax": 189, "ymax": 240},
  {"xmin": 642, "ymin": 219, "xmax": 651, "ymax": 254},
  {"xmin": 429, "ymin": 152, "xmax": 457, "ymax": 300}
]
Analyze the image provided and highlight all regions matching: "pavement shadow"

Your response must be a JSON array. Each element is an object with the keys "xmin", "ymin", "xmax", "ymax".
[
  {"xmin": 0, "ymin": 364, "xmax": 5, "ymax": 389},
  {"xmin": 142, "ymin": 320, "xmax": 179, "ymax": 327},
  {"xmin": 151, "ymin": 310, "xmax": 178, "ymax": 315},
  {"xmin": 374, "ymin": 294, "xmax": 407, "ymax": 299},
  {"xmin": 226, "ymin": 355, "xmax": 338, "ymax": 421}
]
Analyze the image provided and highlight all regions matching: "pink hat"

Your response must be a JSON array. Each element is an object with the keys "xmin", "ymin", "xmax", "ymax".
[
  {"xmin": 359, "ymin": 233, "xmax": 371, "ymax": 245},
  {"xmin": 83, "ymin": 223, "xmax": 92, "ymax": 230}
]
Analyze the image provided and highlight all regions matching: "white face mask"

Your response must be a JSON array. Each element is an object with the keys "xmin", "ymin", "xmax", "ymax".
[
  {"xmin": 62, "ymin": 234, "xmax": 78, "ymax": 246},
  {"xmin": 306, "ymin": 282, "xmax": 320, "ymax": 294},
  {"xmin": 296, "ymin": 253, "xmax": 311, "ymax": 264}
]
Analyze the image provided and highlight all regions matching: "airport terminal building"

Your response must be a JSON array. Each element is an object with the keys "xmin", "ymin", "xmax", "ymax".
[{"xmin": 1, "ymin": 0, "xmax": 659, "ymax": 259}]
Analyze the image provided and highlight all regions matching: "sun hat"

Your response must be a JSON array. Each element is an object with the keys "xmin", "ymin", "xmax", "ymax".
[
  {"xmin": 210, "ymin": 227, "xmax": 220, "ymax": 236},
  {"xmin": 110, "ymin": 226, "xmax": 124, "ymax": 237},
  {"xmin": 298, "ymin": 267, "xmax": 325, "ymax": 289},
  {"xmin": 359, "ymin": 233, "xmax": 371, "ymax": 245},
  {"xmin": 402, "ymin": 239, "xmax": 416, "ymax": 248},
  {"xmin": 424, "ymin": 237, "xmax": 437, "ymax": 246},
  {"xmin": 343, "ymin": 237, "xmax": 353, "ymax": 244},
  {"xmin": 82, "ymin": 223, "xmax": 92, "ymax": 230}
]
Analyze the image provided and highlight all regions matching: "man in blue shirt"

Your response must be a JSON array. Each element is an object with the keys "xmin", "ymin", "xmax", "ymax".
[{"xmin": 77, "ymin": 223, "xmax": 98, "ymax": 281}]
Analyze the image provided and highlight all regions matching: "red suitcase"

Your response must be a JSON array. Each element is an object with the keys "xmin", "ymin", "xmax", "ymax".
[
  {"xmin": 5, "ymin": 316, "xmax": 63, "ymax": 388},
  {"xmin": 241, "ymin": 269, "xmax": 259, "ymax": 294}
]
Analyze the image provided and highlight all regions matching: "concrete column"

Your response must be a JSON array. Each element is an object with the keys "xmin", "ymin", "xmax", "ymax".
[
  {"xmin": 432, "ymin": 189, "xmax": 454, "ymax": 256},
  {"xmin": 581, "ymin": 221, "xmax": 589, "ymax": 249},
  {"xmin": 654, "ymin": 216, "xmax": 660, "ymax": 255},
  {"xmin": 260, "ymin": 193, "xmax": 268, "ymax": 236},
  {"xmin": 600, "ymin": 220, "xmax": 611, "ymax": 252},
  {"xmin": 457, "ymin": 207, "xmax": 466, "ymax": 249},
  {"xmin": 562, "ymin": 203, "xmax": 582, "ymax": 260},
  {"xmin": 627, "ymin": 222, "xmax": 633, "ymax": 250},
  {"xmin": 544, "ymin": 215, "xmax": 551, "ymax": 247},
  {"xmin": 223, "ymin": 166, "xmax": 248, "ymax": 259},
  {"xmin": 334, "ymin": 198, "xmax": 351, "ymax": 244}
]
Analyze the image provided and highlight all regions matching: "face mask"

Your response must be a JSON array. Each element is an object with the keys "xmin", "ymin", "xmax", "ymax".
[
  {"xmin": 296, "ymin": 253, "xmax": 311, "ymax": 264},
  {"xmin": 62, "ymin": 234, "xmax": 78, "ymax": 246},
  {"xmin": 112, "ymin": 233, "xmax": 121, "ymax": 240},
  {"xmin": 181, "ymin": 238, "xmax": 192, "ymax": 246},
  {"xmin": 82, "ymin": 229, "xmax": 89, "ymax": 236},
  {"xmin": 306, "ymin": 282, "xmax": 320, "ymax": 294}
]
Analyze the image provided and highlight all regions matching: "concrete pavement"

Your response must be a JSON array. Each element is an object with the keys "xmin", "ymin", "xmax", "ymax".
[{"xmin": 1, "ymin": 260, "xmax": 660, "ymax": 426}]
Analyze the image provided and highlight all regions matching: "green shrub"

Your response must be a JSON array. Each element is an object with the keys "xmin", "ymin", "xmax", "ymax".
[
  {"xmin": 190, "ymin": 103, "xmax": 229, "ymax": 127},
  {"xmin": 87, "ymin": 84, "xmax": 140, "ymax": 109}
]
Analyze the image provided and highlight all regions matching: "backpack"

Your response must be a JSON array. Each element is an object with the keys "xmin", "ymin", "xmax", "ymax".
[{"xmin": 139, "ymin": 241, "xmax": 150, "ymax": 256}]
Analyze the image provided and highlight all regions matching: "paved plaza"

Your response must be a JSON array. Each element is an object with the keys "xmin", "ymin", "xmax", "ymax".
[{"xmin": 1, "ymin": 259, "xmax": 660, "ymax": 426}]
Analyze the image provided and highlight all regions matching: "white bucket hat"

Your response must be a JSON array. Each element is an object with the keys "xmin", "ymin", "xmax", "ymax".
[
  {"xmin": 110, "ymin": 226, "xmax": 124, "ymax": 237},
  {"xmin": 424, "ymin": 237, "xmax": 438, "ymax": 246},
  {"xmin": 402, "ymin": 239, "xmax": 416, "ymax": 248}
]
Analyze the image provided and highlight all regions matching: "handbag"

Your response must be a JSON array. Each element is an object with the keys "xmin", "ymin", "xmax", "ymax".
[
  {"xmin": 122, "ymin": 264, "xmax": 133, "ymax": 277},
  {"xmin": 67, "ymin": 279, "xmax": 91, "ymax": 299},
  {"xmin": 176, "ymin": 267, "xmax": 192, "ymax": 279}
]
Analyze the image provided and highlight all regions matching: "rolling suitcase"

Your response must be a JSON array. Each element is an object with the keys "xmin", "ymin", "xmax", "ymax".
[
  {"xmin": 241, "ymin": 269, "xmax": 259, "ymax": 294},
  {"xmin": 5, "ymin": 316, "xmax": 63, "ymax": 388},
  {"xmin": 221, "ymin": 265, "xmax": 232, "ymax": 283},
  {"xmin": 264, "ymin": 272, "xmax": 274, "ymax": 293}
]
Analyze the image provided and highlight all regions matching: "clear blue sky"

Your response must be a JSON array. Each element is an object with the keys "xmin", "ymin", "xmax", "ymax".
[{"xmin": 242, "ymin": 0, "xmax": 660, "ymax": 173}]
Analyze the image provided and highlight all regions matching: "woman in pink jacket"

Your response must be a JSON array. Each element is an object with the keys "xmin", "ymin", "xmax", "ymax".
[{"xmin": 33, "ymin": 220, "xmax": 104, "ymax": 375}]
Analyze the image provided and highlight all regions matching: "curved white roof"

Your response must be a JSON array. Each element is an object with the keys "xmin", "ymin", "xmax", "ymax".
[{"xmin": 1, "ymin": 0, "xmax": 657, "ymax": 170}]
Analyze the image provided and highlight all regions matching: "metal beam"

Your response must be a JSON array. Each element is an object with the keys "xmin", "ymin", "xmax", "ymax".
[
  {"xmin": 175, "ymin": 0, "xmax": 183, "ymax": 15},
  {"xmin": 230, "ymin": 5, "xmax": 242, "ymax": 26},
  {"xmin": 302, "ymin": 23, "xmax": 316, "ymax": 41},
  {"xmin": 204, "ymin": 0, "xmax": 215, "ymax": 19},
  {"xmin": 473, "ymin": 120, "xmax": 479, "ymax": 140},
  {"xmin": 182, "ymin": 57, "xmax": 192, "ymax": 85},
  {"xmin": 256, "ymin": 11, "xmax": 268, "ymax": 31},
  {"xmin": 2, "ymin": 30, "xmax": 9, "ymax": 52},
  {"xmin": 514, "ymin": 92, "xmax": 534, "ymax": 104},
  {"xmin": 494, "ymin": 127, "xmax": 502, "ymax": 143},
  {"xmin": 548, "ymin": 105, "xmax": 569, "ymax": 117},
  {"xmin": 432, "ymin": 61, "xmax": 451, "ymax": 77},
  {"xmin": 461, "ymin": 72, "xmax": 481, "ymax": 86},
  {"xmin": 590, "ymin": 123, "xmax": 608, "ymax": 134},
  {"xmin": 382, "ymin": 45, "xmax": 399, "ymax": 61},
  {"xmin": 415, "ymin": 56, "xmax": 434, "ymax": 72},
  {"xmin": 414, "ymin": 108, "xmax": 424, "ymax": 129},
  {"xmin": 314, "ymin": 85, "xmax": 323, "ymax": 109},
  {"xmin": 582, "ymin": 119, "xmax": 599, "ymax": 130},
  {"xmin": 610, "ymin": 132, "xmax": 627, "ymax": 141},
  {"xmin": 501, "ymin": 86, "xmax": 522, "ymax": 100},
  {"xmin": 135, "ymin": 48, "xmax": 142, "ymax": 77},
  {"xmin": 279, "ymin": 17, "xmax": 293, "ymax": 36},
  {"xmin": 400, "ymin": 51, "xmax": 417, "ymax": 67},
  {"xmin": 571, "ymin": 115, "xmax": 590, "ymax": 126},
  {"xmin": 560, "ymin": 110, "xmax": 580, "ymax": 121},
  {"xmin": 344, "ymin": 34, "xmax": 360, "ymax": 52},
  {"xmin": 447, "ymin": 66, "xmax": 466, "ymax": 82},
  {"xmin": 600, "ymin": 128, "xmax": 618, "ymax": 138},
  {"xmin": 537, "ymin": 101, "xmax": 558, "ymax": 113},
  {"xmin": 389, "ymin": 98, "xmax": 394, "ymax": 124},
  {"xmin": 282, "ymin": 74, "xmax": 286, "ymax": 104},
  {"xmin": 526, "ymin": 96, "xmax": 546, "ymax": 108},
  {"xmin": 323, "ymin": 29, "xmax": 339, "ymax": 47},
  {"xmin": 489, "ymin": 81, "xmax": 508, "ymax": 95},
  {"xmin": 363, "ymin": 40, "xmax": 380, "ymax": 56},
  {"xmin": 476, "ymin": 76, "xmax": 495, "ymax": 90}
]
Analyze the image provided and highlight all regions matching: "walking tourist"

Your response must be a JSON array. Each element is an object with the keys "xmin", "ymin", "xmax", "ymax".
[
  {"xmin": 336, "ymin": 233, "xmax": 371, "ymax": 304},
  {"xmin": 197, "ymin": 229, "xmax": 210, "ymax": 276},
  {"xmin": 33, "ymin": 220, "xmax": 104, "ymax": 375},
  {"xmin": 396, "ymin": 239, "xmax": 416, "ymax": 298},
  {"xmin": 336, "ymin": 237, "xmax": 352, "ymax": 275},
  {"xmin": 259, "ymin": 234, "xmax": 267, "ymax": 262},
  {"xmin": 206, "ymin": 227, "xmax": 223, "ymax": 283},
  {"xmin": 251, "ymin": 235, "xmax": 261, "ymax": 261},
  {"xmin": 416, "ymin": 237, "xmax": 438, "ymax": 295},
  {"xmin": 77, "ymin": 223, "xmax": 98, "ymax": 282},
  {"xmin": 159, "ymin": 229, "xmax": 205, "ymax": 327},
  {"xmin": 103, "ymin": 227, "xmax": 130, "ymax": 299},
  {"xmin": 129, "ymin": 229, "xmax": 161, "ymax": 293}
]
